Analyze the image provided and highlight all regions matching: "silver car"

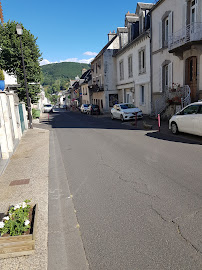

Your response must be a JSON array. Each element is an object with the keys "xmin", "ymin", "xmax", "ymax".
[{"xmin": 111, "ymin": 103, "xmax": 143, "ymax": 121}]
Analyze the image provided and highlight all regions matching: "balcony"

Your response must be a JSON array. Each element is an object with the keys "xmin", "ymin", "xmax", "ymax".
[
  {"xmin": 168, "ymin": 22, "xmax": 202, "ymax": 53},
  {"xmin": 88, "ymin": 80, "xmax": 104, "ymax": 92}
]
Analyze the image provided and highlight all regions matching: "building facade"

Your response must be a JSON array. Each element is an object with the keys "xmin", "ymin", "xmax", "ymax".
[
  {"xmin": 151, "ymin": 0, "xmax": 202, "ymax": 116},
  {"xmin": 115, "ymin": 3, "xmax": 153, "ymax": 115},
  {"xmin": 89, "ymin": 32, "xmax": 120, "ymax": 112}
]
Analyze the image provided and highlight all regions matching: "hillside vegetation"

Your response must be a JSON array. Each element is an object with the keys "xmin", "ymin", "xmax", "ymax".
[
  {"xmin": 41, "ymin": 62, "xmax": 90, "ymax": 103},
  {"xmin": 41, "ymin": 62, "xmax": 90, "ymax": 86}
]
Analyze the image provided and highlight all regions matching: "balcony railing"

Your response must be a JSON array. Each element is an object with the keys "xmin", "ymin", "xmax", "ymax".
[
  {"xmin": 168, "ymin": 22, "xmax": 202, "ymax": 51},
  {"xmin": 88, "ymin": 83, "xmax": 104, "ymax": 92},
  {"xmin": 155, "ymin": 85, "xmax": 191, "ymax": 116}
]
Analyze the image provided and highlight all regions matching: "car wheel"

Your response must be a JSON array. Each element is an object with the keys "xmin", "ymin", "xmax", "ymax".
[
  {"xmin": 111, "ymin": 113, "xmax": 114, "ymax": 120},
  {"xmin": 120, "ymin": 114, "xmax": 124, "ymax": 122},
  {"xmin": 171, "ymin": 122, "xmax": 178, "ymax": 135}
]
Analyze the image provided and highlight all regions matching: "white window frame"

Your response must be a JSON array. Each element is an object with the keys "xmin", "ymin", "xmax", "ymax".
[{"xmin": 139, "ymin": 48, "xmax": 146, "ymax": 74}]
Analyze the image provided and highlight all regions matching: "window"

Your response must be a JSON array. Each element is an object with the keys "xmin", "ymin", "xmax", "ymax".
[
  {"xmin": 191, "ymin": 0, "xmax": 196, "ymax": 23},
  {"xmin": 139, "ymin": 49, "xmax": 146, "ymax": 74},
  {"xmin": 119, "ymin": 60, "xmax": 124, "ymax": 80},
  {"xmin": 183, "ymin": 105, "xmax": 199, "ymax": 115},
  {"xmin": 161, "ymin": 62, "xmax": 172, "ymax": 92},
  {"xmin": 140, "ymin": 85, "xmax": 145, "ymax": 105},
  {"xmin": 198, "ymin": 105, "xmax": 202, "ymax": 114},
  {"xmin": 160, "ymin": 11, "xmax": 173, "ymax": 49},
  {"xmin": 164, "ymin": 17, "xmax": 169, "ymax": 46},
  {"xmin": 165, "ymin": 65, "xmax": 169, "ymax": 88},
  {"xmin": 128, "ymin": 55, "xmax": 133, "ymax": 78},
  {"xmin": 96, "ymin": 63, "xmax": 98, "ymax": 73},
  {"xmin": 109, "ymin": 94, "xmax": 118, "ymax": 107}
]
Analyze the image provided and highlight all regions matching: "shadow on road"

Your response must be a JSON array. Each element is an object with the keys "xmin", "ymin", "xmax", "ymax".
[
  {"xmin": 34, "ymin": 110, "xmax": 202, "ymax": 146},
  {"xmin": 146, "ymin": 131, "xmax": 202, "ymax": 145}
]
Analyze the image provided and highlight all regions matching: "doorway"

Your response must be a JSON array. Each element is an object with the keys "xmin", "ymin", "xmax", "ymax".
[{"xmin": 185, "ymin": 56, "xmax": 197, "ymax": 101}]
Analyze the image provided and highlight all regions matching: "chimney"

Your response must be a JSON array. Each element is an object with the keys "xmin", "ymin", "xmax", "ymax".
[
  {"xmin": 108, "ymin": 30, "xmax": 116, "ymax": 42},
  {"xmin": 82, "ymin": 68, "xmax": 87, "ymax": 75}
]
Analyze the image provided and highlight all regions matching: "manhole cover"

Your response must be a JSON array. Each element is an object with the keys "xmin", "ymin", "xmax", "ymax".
[{"xmin": 9, "ymin": 179, "xmax": 30, "ymax": 186}]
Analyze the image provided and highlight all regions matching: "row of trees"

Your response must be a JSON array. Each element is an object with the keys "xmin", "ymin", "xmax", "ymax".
[{"xmin": 0, "ymin": 21, "xmax": 42, "ymax": 104}]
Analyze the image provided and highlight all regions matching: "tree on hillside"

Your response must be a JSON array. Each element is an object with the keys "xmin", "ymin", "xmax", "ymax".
[{"xmin": 0, "ymin": 21, "xmax": 42, "ymax": 103}]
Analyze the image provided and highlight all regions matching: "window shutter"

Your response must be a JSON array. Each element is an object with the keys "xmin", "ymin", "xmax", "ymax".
[
  {"xmin": 168, "ymin": 11, "xmax": 173, "ymax": 38},
  {"xmin": 159, "ymin": 66, "xmax": 162, "ymax": 92},
  {"xmin": 159, "ymin": 22, "xmax": 162, "ymax": 49},
  {"xmin": 183, "ymin": 3, "xmax": 187, "ymax": 26},
  {"xmin": 168, "ymin": 62, "xmax": 173, "ymax": 89},
  {"xmin": 196, "ymin": 0, "xmax": 199, "ymax": 23}
]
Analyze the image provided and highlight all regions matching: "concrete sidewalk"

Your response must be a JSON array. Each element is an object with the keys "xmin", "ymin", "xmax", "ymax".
[{"xmin": 0, "ymin": 128, "xmax": 49, "ymax": 270}]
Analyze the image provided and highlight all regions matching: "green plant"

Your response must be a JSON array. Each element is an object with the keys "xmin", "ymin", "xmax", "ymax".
[
  {"xmin": 0, "ymin": 21, "xmax": 42, "ymax": 103},
  {"xmin": 32, "ymin": 108, "xmax": 40, "ymax": 119},
  {"xmin": 0, "ymin": 200, "xmax": 31, "ymax": 236},
  {"xmin": 0, "ymin": 69, "xmax": 5, "ymax": 81}
]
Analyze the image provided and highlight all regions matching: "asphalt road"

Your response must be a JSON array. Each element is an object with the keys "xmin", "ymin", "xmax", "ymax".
[{"xmin": 46, "ymin": 110, "xmax": 202, "ymax": 270}]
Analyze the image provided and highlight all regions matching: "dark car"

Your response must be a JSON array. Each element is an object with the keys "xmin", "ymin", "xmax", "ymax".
[{"xmin": 87, "ymin": 104, "xmax": 100, "ymax": 115}]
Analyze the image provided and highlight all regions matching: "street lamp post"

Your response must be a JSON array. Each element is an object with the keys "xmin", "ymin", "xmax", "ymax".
[{"xmin": 16, "ymin": 24, "xmax": 33, "ymax": 129}]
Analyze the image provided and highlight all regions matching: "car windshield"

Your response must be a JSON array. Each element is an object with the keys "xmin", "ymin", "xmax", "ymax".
[
  {"xmin": 120, "ymin": 105, "xmax": 129, "ymax": 109},
  {"xmin": 84, "ymin": 104, "xmax": 89, "ymax": 107},
  {"xmin": 127, "ymin": 104, "xmax": 136, "ymax": 108},
  {"xmin": 44, "ymin": 104, "xmax": 52, "ymax": 107},
  {"xmin": 92, "ymin": 105, "xmax": 99, "ymax": 108}
]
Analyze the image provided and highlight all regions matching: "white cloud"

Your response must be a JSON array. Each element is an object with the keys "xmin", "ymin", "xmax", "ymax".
[
  {"xmin": 40, "ymin": 57, "xmax": 94, "ymax": 66},
  {"xmin": 40, "ymin": 59, "xmax": 52, "ymax": 66},
  {"xmin": 83, "ymin": 51, "xmax": 97, "ymax": 56}
]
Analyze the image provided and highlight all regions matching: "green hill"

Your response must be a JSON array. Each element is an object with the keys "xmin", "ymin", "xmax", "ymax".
[
  {"xmin": 41, "ymin": 62, "xmax": 90, "ymax": 86},
  {"xmin": 41, "ymin": 62, "xmax": 90, "ymax": 103}
]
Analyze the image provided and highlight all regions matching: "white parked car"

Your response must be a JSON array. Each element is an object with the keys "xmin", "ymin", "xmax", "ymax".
[
  {"xmin": 80, "ymin": 104, "xmax": 90, "ymax": 113},
  {"xmin": 43, "ymin": 104, "xmax": 53, "ymax": 113},
  {"xmin": 169, "ymin": 102, "xmax": 202, "ymax": 136},
  {"xmin": 111, "ymin": 103, "xmax": 143, "ymax": 121}
]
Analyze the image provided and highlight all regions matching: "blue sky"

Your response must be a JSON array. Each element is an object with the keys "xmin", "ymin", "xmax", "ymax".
[{"xmin": 2, "ymin": 0, "xmax": 145, "ymax": 65}]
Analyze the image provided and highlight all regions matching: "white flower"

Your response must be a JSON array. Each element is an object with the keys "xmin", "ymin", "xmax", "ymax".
[
  {"xmin": 14, "ymin": 204, "xmax": 20, "ymax": 210},
  {"xmin": 22, "ymin": 202, "xmax": 27, "ymax": 208},
  {"xmin": 3, "ymin": 216, "xmax": 9, "ymax": 221},
  {"xmin": 0, "ymin": 221, "xmax": 5, "ymax": 229},
  {"xmin": 24, "ymin": 220, "xmax": 30, "ymax": 226}
]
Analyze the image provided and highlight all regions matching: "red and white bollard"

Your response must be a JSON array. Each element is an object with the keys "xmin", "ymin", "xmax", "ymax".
[{"xmin": 158, "ymin": 114, "xmax": 161, "ymax": 132}]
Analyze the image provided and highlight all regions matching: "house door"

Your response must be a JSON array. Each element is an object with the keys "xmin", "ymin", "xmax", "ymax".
[{"xmin": 185, "ymin": 56, "xmax": 197, "ymax": 101}]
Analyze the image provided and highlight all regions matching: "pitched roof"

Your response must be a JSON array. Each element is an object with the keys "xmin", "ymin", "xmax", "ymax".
[
  {"xmin": 80, "ymin": 69, "xmax": 91, "ymax": 83},
  {"xmin": 150, "ymin": 0, "xmax": 165, "ymax": 12},
  {"xmin": 137, "ymin": 2, "xmax": 154, "ymax": 10},
  {"xmin": 91, "ymin": 35, "xmax": 117, "ymax": 63}
]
